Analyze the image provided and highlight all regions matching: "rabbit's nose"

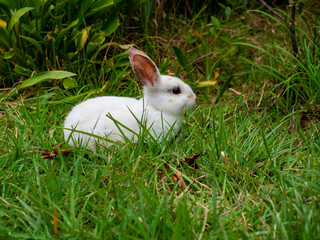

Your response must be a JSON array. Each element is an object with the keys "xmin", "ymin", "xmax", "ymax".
[{"xmin": 188, "ymin": 94, "xmax": 196, "ymax": 100}]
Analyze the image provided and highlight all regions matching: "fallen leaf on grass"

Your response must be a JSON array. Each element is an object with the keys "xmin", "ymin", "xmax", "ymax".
[
  {"xmin": 182, "ymin": 152, "xmax": 203, "ymax": 169},
  {"xmin": 110, "ymin": 212, "xmax": 122, "ymax": 216},
  {"xmin": 158, "ymin": 171, "xmax": 169, "ymax": 183},
  {"xmin": 197, "ymin": 69, "xmax": 220, "ymax": 88},
  {"xmin": 197, "ymin": 79, "xmax": 217, "ymax": 88},
  {"xmin": 172, "ymin": 172, "xmax": 186, "ymax": 189},
  {"xmin": 35, "ymin": 142, "xmax": 71, "ymax": 159},
  {"xmin": 158, "ymin": 152, "xmax": 203, "ymax": 189},
  {"xmin": 158, "ymin": 170, "xmax": 186, "ymax": 189},
  {"xmin": 193, "ymin": 29, "xmax": 202, "ymax": 38}
]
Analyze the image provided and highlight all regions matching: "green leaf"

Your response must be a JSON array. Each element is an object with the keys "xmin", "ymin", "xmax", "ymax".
[
  {"xmin": 0, "ymin": 0, "xmax": 17, "ymax": 9},
  {"xmin": 17, "ymin": 71, "xmax": 77, "ymax": 90},
  {"xmin": 76, "ymin": 27, "xmax": 90, "ymax": 50},
  {"xmin": 87, "ymin": 0, "xmax": 114, "ymax": 16},
  {"xmin": 0, "ymin": 59, "xmax": 9, "ymax": 74},
  {"xmin": 0, "ymin": 24, "xmax": 10, "ymax": 48},
  {"xmin": 67, "ymin": 52, "xmax": 76, "ymax": 61},
  {"xmin": 92, "ymin": 42, "xmax": 119, "ymax": 59},
  {"xmin": 62, "ymin": 78, "xmax": 78, "ymax": 89},
  {"xmin": 102, "ymin": 11, "xmax": 119, "ymax": 37},
  {"xmin": 4, "ymin": 50, "xmax": 14, "ymax": 59},
  {"xmin": 215, "ymin": 76, "xmax": 233, "ymax": 104},
  {"xmin": 55, "ymin": 19, "xmax": 78, "ymax": 48},
  {"xmin": 8, "ymin": 7, "xmax": 34, "ymax": 32},
  {"xmin": 14, "ymin": 65, "xmax": 33, "ymax": 76},
  {"xmin": 86, "ymin": 34, "xmax": 105, "ymax": 55},
  {"xmin": 20, "ymin": 35, "xmax": 44, "ymax": 55},
  {"xmin": 27, "ymin": 0, "xmax": 42, "ymax": 17},
  {"xmin": 211, "ymin": 16, "xmax": 220, "ymax": 28},
  {"xmin": 172, "ymin": 46, "xmax": 193, "ymax": 82},
  {"xmin": 206, "ymin": 58, "xmax": 222, "ymax": 80}
]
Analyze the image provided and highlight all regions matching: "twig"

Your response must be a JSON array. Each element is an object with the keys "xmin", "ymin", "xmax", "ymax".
[
  {"xmin": 191, "ymin": 50, "xmax": 219, "ymax": 64},
  {"xmin": 259, "ymin": 0, "xmax": 284, "ymax": 20},
  {"xmin": 288, "ymin": 0, "xmax": 299, "ymax": 59},
  {"xmin": 156, "ymin": 0, "xmax": 165, "ymax": 25},
  {"xmin": 257, "ymin": 81, "xmax": 267, "ymax": 108},
  {"xmin": 183, "ymin": 0, "xmax": 193, "ymax": 18},
  {"xmin": 198, "ymin": 207, "xmax": 208, "ymax": 240},
  {"xmin": 53, "ymin": 207, "xmax": 58, "ymax": 238}
]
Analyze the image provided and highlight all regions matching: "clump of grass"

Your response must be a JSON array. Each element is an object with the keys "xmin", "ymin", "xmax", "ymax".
[
  {"xmin": 236, "ymin": 7, "xmax": 320, "ymax": 112},
  {"xmin": 0, "ymin": 0, "xmax": 145, "ymax": 89}
]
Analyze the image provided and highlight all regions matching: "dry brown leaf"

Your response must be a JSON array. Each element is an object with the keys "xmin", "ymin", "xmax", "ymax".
[
  {"xmin": 36, "ymin": 142, "xmax": 71, "ymax": 159},
  {"xmin": 173, "ymin": 172, "xmax": 186, "ymax": 189},
  {"xmin": 110, "ymin": 212, "xmax": 122, "ymax": 216},
  {"xmin": 157, "ymin": 152, "xmax": 203, "ymax": 189},
  {"xmin": 193, "ymin": 29, "xmax": 202, "ymax": 38},
  {"xmin": 182, "ymin": 152, "xmax": 203, "ymax": 169}
]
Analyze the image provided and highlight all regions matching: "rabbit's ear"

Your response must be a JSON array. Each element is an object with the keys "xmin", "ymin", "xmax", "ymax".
[{"xmin": 129, "ymin": 47, "xmax": 160, "ymax": 86}]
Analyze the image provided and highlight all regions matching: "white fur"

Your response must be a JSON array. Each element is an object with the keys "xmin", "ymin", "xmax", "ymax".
[{"xmin": 64, "ymin": 47, "xmax": 196, "ymax": 151}]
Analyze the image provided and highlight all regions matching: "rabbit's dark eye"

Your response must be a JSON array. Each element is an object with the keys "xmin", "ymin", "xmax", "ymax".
[{"xmin": 172, "ymin": 87, "xmax": 181, "ymax": 94}]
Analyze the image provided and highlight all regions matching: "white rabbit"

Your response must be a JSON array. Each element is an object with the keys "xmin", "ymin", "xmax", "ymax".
[{"xmin": 63, "ymin": 47, "xmax": 196, "ymax": 151}]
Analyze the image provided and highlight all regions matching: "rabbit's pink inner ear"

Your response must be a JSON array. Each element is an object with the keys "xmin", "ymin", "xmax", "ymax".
[{"xmin": 133, "ymin": 55, "xmax": 155, "ymax": 86}]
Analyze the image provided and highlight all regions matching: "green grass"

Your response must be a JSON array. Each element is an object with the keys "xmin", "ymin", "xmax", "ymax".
[
  {"xmin": 1, "ymin": 1, "xmax": 320, "ymax": 239},
  {"xmin": 1, "ymin": 91, "xmax": 319, "ymax": 239}
]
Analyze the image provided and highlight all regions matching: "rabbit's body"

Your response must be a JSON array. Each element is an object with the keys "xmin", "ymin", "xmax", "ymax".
[
  {"xmin": 64, "ymin": 97, "xmax": 141, "ymax": 150},
  {"xmin": 64, "ymin": 47, "xmax": 196, "ymax": 151},
  {"xmin": 64, "ymin": 95, "xmax": 182, "ymax": 150}
]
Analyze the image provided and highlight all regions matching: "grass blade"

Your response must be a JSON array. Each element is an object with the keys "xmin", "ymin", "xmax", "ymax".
[
  {"xmin": 8, "ymin": 7, "xmax": 34, "ymax": 32},
  {"xmin": 102, "ymin": 11, "xmax": 120, "ymax": 37},
  {"xmin": 215, "ymin": 75, "xmax": 233, "ymax": 104},
  {"xmin": 173, "ymin": 46, "xmax": 193, "ymax": 82},
  {"xmin": 17, "ymin": 71, "xmax": 77, "ymax": 90}
]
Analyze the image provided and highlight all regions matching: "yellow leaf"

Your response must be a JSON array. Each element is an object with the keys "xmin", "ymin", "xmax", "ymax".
[
  {"xmin": 79, "ymin": 27, "xmax": 89, "ymax": 49},
  {"xmin": 119, "ymin": 44, "xmax": 135, "ymax": 49},
  {"xmin": 197, "ymin": 68, "xmax": 220, "ymax": 88},
  {"xmin": 196, "ymin": 79, "xmax": 217, "ymax": 88},
  {"xmin": 0, "ymin": 19, "xmax": 7, "ymax": 29},
  {"xmin": 214, "ymin": 68, "xmax": 220, "ymax": 80},
  {"xmin": 193, "ymin": 29, "xmax": 201, "ymax": 38}
]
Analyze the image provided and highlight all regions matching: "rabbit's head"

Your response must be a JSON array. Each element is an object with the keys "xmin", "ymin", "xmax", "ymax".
[{"xmin": 129, "ymin": 47, "xmax": 196, "ymax": 116}]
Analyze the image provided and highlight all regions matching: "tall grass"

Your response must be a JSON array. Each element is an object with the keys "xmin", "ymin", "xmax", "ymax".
[{"xmin": 236, "ymin": 9, "xmax": 320, "ymax": 110}]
